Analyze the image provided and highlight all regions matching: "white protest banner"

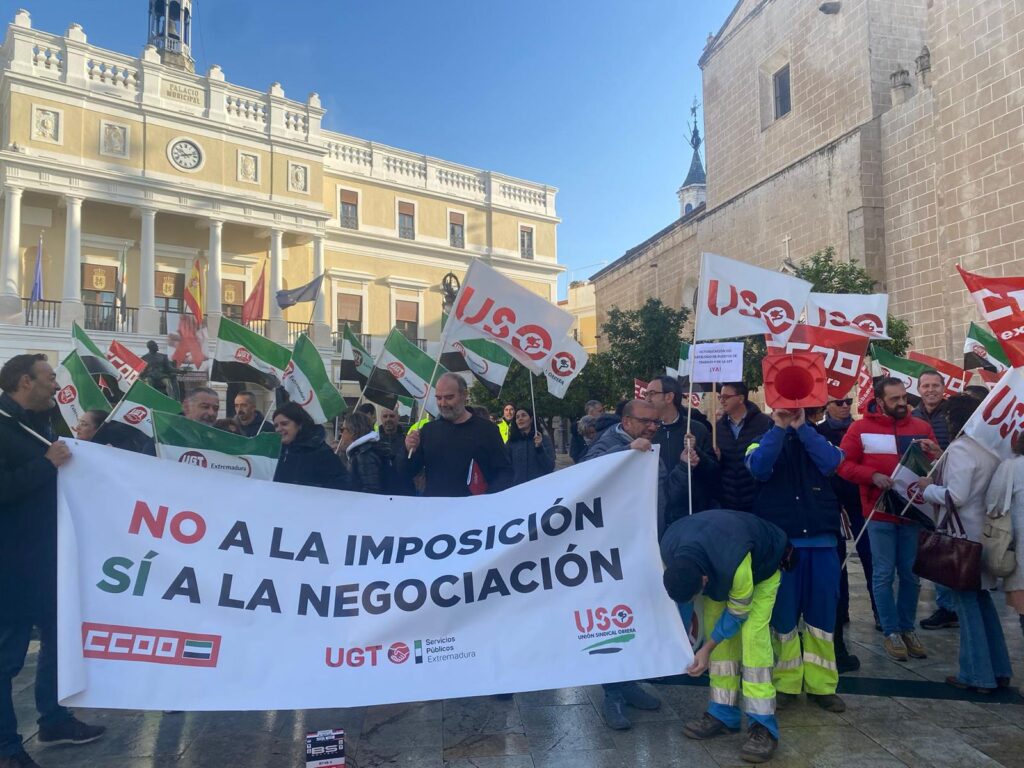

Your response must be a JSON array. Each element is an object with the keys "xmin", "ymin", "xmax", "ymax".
[
  {"xmin": 805, "ymin": 293, "xmax": 890, "ymax": 339},
  {"xmin": 690, "ymin": 342, "xmax": 744, "ymax": 383},
  {"xmin": 451, "ymin": 260, "xmax": 575, "ymax": 374},
  {"xmin": 57, "ymin": 444, "xmax": 688, "ymax": 710},
  {"xmin": 695, "ymin": 253, "xmax": 811, "ymax": 346},
  {"xmin": 962, "ymin": 367, "xmax": 1024, "ymax": 459}
]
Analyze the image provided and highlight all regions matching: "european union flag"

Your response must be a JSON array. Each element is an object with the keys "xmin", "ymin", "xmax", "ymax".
[{"xmin": 275, "ymin": 273, "xmax": 324, "ymax": 309}]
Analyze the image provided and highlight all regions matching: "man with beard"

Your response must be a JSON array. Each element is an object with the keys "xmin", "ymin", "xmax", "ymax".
[
  {"xmin": 378, "ymin": 407, "xmax": 414, "ymax": 496},
  {"xmin": 182, "ymin": 387, "xmax": 220, "ymax": 426},
  {"xmin": 400, "ymin": 373, "xmax": 512, "ymax": 496},
  {"xmin": 839, "ymin": 378, "xmax": 939, "ymax": 662},
  {"xmin": 233, "ymin": 390, "xmax": 274, "ymax": 437}
]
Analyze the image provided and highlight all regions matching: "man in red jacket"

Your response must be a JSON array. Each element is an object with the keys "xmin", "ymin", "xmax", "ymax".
[{"xmin": 838, "ymin": 377, "xmax": 939, "ymax": 662}]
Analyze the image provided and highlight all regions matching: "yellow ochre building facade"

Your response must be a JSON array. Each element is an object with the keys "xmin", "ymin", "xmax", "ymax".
[{"xmin": 0, "ymin": 5, "xmax": 562, "ymax": 376}]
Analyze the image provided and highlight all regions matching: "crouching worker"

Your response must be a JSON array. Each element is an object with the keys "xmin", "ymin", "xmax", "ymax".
[{"xmin": 661, "ymin": 509, "xmax": 789, "ymax": 764}]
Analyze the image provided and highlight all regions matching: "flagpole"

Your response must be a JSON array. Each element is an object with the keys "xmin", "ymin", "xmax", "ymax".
[
  {"xmin": 409, "ymin": 316, "xmax": 456, "ymax": 458},
  {"xmin": 528, "ymin": 370, "xmax": 537, "ymax": 437},
  {"xmin": 0, "ymin": 408, "xmax": 53, "ymax": 446},
  {"xmin": 306, "ymin": 272, "xmax": 323, "ymax": 329}
]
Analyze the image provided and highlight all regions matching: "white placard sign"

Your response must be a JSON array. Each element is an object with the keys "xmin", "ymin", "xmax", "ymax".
[
  {"xmin": 57, "ymin": 442, "xmax": 689, "ymax": 710},
  {"xmin": 690, "ymin": 342, "xmax": 744, "ymax": 383}
]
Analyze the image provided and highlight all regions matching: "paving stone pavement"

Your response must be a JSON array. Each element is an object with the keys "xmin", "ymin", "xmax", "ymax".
[{"xmin": 13, "ymin": 556, "xmax": 1024, "ymax": 767}]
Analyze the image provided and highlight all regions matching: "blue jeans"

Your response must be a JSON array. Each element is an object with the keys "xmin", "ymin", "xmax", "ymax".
[
  {"xmin": 952, "ymin": 590, "xmax": 1012, "ymax": 689},
  {"xmin": 0, "ymin": 619, "xmax": 70, "ymax": 756},
  {"xmin": 935, "ymin": 584, "xmax": 956, "ymax": 612},
  {"xmin": 867, "ymin": 521, "xmax": 920, "ymax": 635}
]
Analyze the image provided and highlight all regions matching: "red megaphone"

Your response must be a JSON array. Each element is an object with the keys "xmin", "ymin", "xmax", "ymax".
[{"xmin": 762, "ymin": 352, "xmax": 828, "ymax": 409}]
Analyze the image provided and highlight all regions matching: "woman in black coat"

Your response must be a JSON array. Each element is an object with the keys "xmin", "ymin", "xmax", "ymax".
[
  {"xmin": 340, "ymin": 410, "xmax": 393, "ymax": 494},
  {"xmin": 507, "ymin": 408, "xmax": 555, "ymax": 486},
  {"xmin": 271, "ymin": 402, "xmax": 348, "ymax": 490}
]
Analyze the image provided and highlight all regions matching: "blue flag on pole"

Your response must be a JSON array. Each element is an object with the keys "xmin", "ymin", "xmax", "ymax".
[
  {"xmin": 275, "ymin": 273, "xmax": 324, "ymax": 309},
  {"xmin": 30, "ymin": 234, "xmax": 43, "ymax": 302}
]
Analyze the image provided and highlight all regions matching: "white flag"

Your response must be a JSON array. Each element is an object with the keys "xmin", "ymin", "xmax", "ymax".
[
  {"xmin": 694, "ymin": 253, "xmax": 811, "ymax": 346},
  {"xmin": 543, "ymin": 336, "xmax": 589, "ymax": 399},
  {"xmin": 450, "ymin": 260, "xmax": 574, "ymax": 374},
  {"xmin": 962, "ymin": 367, "xmax": 1024, "ymax": 459},
  {"xmin": 805, "ymin": 293, "xmax": 889, "ymax": 339}
]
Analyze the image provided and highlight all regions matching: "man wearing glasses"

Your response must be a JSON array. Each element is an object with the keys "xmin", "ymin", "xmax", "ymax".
[
  {"xmin": 581, "ymin": 399, "xmax": 665, "ymax": 730},
  {"xmin": 645, "ymin": 376, "xmax": 718, "ymax": 517},
  {"xmin": 715, "ymin": 383, "xmax": 773, "ymax": 512}
]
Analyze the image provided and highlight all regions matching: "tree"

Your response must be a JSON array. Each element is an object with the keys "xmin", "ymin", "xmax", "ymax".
[
  {"xmin": 603, "ymin": 298, "xmax": 690, "ymax": 393},
  {"xmin": 742, "ymin": 247, "xmax": 912, "ymax": 388}
]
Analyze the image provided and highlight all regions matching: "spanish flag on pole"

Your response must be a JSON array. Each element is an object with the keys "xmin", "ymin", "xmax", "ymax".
[{"xmin": 184, "ymin": 257, "xmax": 204, "ymax": 323}]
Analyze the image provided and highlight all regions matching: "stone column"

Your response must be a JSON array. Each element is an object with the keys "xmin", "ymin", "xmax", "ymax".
[
  {"xmin": 310, "ymin": 235, "xmax": 330, "ymax": 346},
  {"xmin": 0, "ymin": 185, "xmax": 24, "ymax": 321},
  {"xmin": 60, "ymin": 195, "xmax": 84, "ymax": 327},
  {"xmin": 266, "ymin": 228, "xmax": 286, "ymax": 342},
  {"xmin": 206, "ymin": 219, "xmax": 223, "ymax": 336},
  {"xmin": 138, "ymin": 208, "xmax": 159, "ymax": 335}
]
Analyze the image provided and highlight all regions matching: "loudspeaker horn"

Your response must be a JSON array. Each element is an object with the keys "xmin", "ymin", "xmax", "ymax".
[{"xmin": 762, "ymin": 352, "xmax": 829, "ymax": 409}]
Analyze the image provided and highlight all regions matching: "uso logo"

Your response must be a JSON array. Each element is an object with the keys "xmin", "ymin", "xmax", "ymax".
[
  {"xmin": 454, "ymin": 287, "xmax": 555, "ymax": 362},
  {"xmin": 550, "ymin": 351, "xmax": 577, "ymax": 377},
  {"xmin": 387, "ymin": 362, "xmax": 406, "ymax": 378},
  {"xmin": 124, "ymin": 406, "xmax": 149, "ymax": 425},
  {"xmin": 234, "ymin": 347, "xmax": 253, "ymax": 364},
  {"xmin": 707, "ymin": 280, "xmax": 797, "ymax": 336},
  {"xmin": 57, "ymin": 385, "xmax": 77, "ymax": 405}
]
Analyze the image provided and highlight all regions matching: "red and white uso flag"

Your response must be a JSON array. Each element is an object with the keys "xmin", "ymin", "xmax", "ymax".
[
  {"xmin": 450, "ymin": 260, "xmax": 574, "ymax": 374},
  {"xmin": 766, "ymin": 325, "xmax": 869, "ymax": 401},
  {"xmin": 805, "ymin": 293, "xmax": 889, "ymax": 339},
  {"xmin": 907, "ymin": 351, "xmax": 969, "ymax": 397},
  {"xmin": 543, "ymin": 336, "xmax": 589, "ymax": 399},
  {"xmin": 105, "ymin": 340, "xmax": 147, "ymax": 391},
  {"xmin": 957, "ymin": 265, "xmax": 1024, "ymax": 367},
  {"xmin": 962, "ymin": 367, "xmax": 1024, "ymax": 458},
  {"xmin": 695, "ymin": 253, "xmax": 811, "ymax": 346}
]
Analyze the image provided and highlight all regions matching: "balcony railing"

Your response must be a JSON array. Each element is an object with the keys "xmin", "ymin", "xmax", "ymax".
[
  {"xmin": 414, "ymin": 338, "xmax": 428, "ymax": 351},
  {"xmin": 246, "ymin": 318, "xmax": 268, "ymax": 337},
  {"xmin": 286, "ymin": 321, "xmax": 311, "ymax": 344},
  {"xmin": 22, "ymin": 298, "xmax": 60, "ymax": 327},
  {"xmin": 85, "ymin": 302, "xmax": 137, "ymax": 333}
]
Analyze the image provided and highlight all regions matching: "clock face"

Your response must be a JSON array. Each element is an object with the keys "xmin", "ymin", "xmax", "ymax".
[{"xmin": 169, "ymin": 139, "xmax": 202, "ymax": 170}]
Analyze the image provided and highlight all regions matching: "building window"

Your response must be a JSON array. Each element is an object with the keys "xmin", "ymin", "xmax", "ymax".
[
  {"xmin": 395, "ymin": 299, "xmax": 419, "ymax": 341},
  {"xmin": 449, "ymin": 211, "xmax": 465, "ymax": 249},
  {"xmin": 339, "ymin": 189, "xmax": 358, "ymax": 230},
  {"xmin": 337, "ymin": 293, "xmax": 363, "ymax": 335},
  {"xmin": 222, "ymin": 279, "xmax": 245, "ymax": 322},
  {"xmin": 520, "ymin": 226, "xmax": 534, "ymax": 260},
  {"xmin": 155, "ymin": 271, "xmax": 185, "ymax": 332},
  {"xmin": 684, "ymin": 202, "xmax": 693, "ymax": 215},
  {"xmin": 398, "ymin": 201, "xmax": 415, "ymax": 240},
  {"xmin": 82, "ymin": 265, "xmax": 118, "ymax": 330},
  {"xmin": 773, "ymin": 64, "xmax": 791, "ymax": 119}
]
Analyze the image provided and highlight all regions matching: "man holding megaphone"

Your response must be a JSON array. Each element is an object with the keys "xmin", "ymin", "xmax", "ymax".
[{"xmin": 744, "ymin": 403, "xmax": 847, "ymax": 714}]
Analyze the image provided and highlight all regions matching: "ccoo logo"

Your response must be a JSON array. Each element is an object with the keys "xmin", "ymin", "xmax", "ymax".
[{"xmin": 57, "ymin": 385, "xmax": 77, "ymax": 405}]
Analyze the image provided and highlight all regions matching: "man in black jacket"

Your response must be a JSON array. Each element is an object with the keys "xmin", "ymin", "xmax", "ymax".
[
  {"xmin": 715, "ymin": 383, "xmax": 773, "ymax": 512},
  {"xmin": 0, "ymin": 355, "xmax": 105, "ymax": 768},
  {"xmin": 233, "ymin": 390, "xmax": 274, "ymax": 437}
]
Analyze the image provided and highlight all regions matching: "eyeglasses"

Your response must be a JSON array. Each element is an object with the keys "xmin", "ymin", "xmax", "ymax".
[
  {"xmin": 830, "ymin": 399, "xmax": 853, "ymax": 406},
  {"xmin": 718, "ymin": 393, "xmax": 741, "ymax": 402},
  {"xmin": 644, "ymin": 389, "xmax": 665, "ymax": 397}
]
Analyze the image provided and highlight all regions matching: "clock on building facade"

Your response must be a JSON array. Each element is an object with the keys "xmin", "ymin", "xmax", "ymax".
[{"xmin": 167, "ymin": 137, "xmax": 203, "ymax": 171}]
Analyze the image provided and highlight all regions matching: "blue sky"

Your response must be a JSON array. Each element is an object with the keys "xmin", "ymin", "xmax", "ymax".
[{"xmin": 8, "ymin": 1, "xmax": 729, "ymax": 297}]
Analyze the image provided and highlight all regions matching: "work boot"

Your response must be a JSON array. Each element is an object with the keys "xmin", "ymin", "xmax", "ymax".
[
  {"xmin": 920, "ymin": 607, "xmax": 958, "ymax": 630},
  {"xmin": 601, "ymin": 694, "xmax": 631, "ymax": 731},
  {"xmin": 775, "ymin": 691, "xmax": 798, "ymax": 709},
  {"xmin": 883, "ymin": 633, "xmax": 908, "ymax": 662},
  {"xmin": 807, "ymin": 693, "xmax": 846, "ymax": 713},
  {"xmin": 619, "ymin": 681, "xmax": 661, "ymax": 711},
  {"xmin": 901, "ymin": 630, "xmax": 928, "ymax": 659},
  {"xmin": 740, "ymin": 722, "xmax": 778, "ymax": 764},
  {"xmin": 682, "ymin": 712, "xmax": 738, "ymax": 740},
  {"xmin": 37, "ymin": 716, "xmax": 105, "ymax": 746},
  {"xmin": 0, "ymin": 752, "xmax": 42, "ymax": 768},
  {"xmin": 836, "ymin": 651, "xmax": 861, "ymax": 674}
]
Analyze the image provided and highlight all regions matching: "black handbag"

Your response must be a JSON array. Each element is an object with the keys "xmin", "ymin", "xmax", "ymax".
[{"xmin": 912, "ymin": 491, "xmax": 982, "ymax": 592}]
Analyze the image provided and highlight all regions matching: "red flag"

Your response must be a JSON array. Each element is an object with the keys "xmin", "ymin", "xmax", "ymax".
[
  {"xmin": 634, "ymin": 378, "xmax": 649, "ymax": 399},
  {"xmin": 169, "ymin": 314, "xmax": 207, "ymax": 368},
  {"xmin": 907, "ymin": 351, "xmax": 969, "ymax": 397},
  {"xmin": 242, "ymin": 265, "xmax": 266, "ymax": 325},
  {"xmin": 106, "ymin": 340, "xmax": 147, "ymax": 389},
  {"xmin": 766, "ymin": 325, "xmax": 869, "ymax": 400},
  {"xmin": 957, "ymin": 265, "xmax": 1024, "ymax": 366},
  {"xmin": 857, "ymin": 360, "xmax": 873, "ymax": 411},
  {"xmin": 466, "ymin": 459, "xmax": 488, "ymax": 495}
]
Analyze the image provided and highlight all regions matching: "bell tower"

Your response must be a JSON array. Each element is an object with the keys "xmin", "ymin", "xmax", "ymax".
[
  {"xmin": 677, "ymin": 97, "xmax": 707, "ymax": 217},
  {"xmin": 148, "ymin": 0, "xmax": 194, "ymax": 72}
]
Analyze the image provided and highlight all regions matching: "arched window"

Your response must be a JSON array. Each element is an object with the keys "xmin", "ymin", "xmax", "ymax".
[{"xmin": 684, "ymin": 203, "xmax": 693, "ymax": 215}]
